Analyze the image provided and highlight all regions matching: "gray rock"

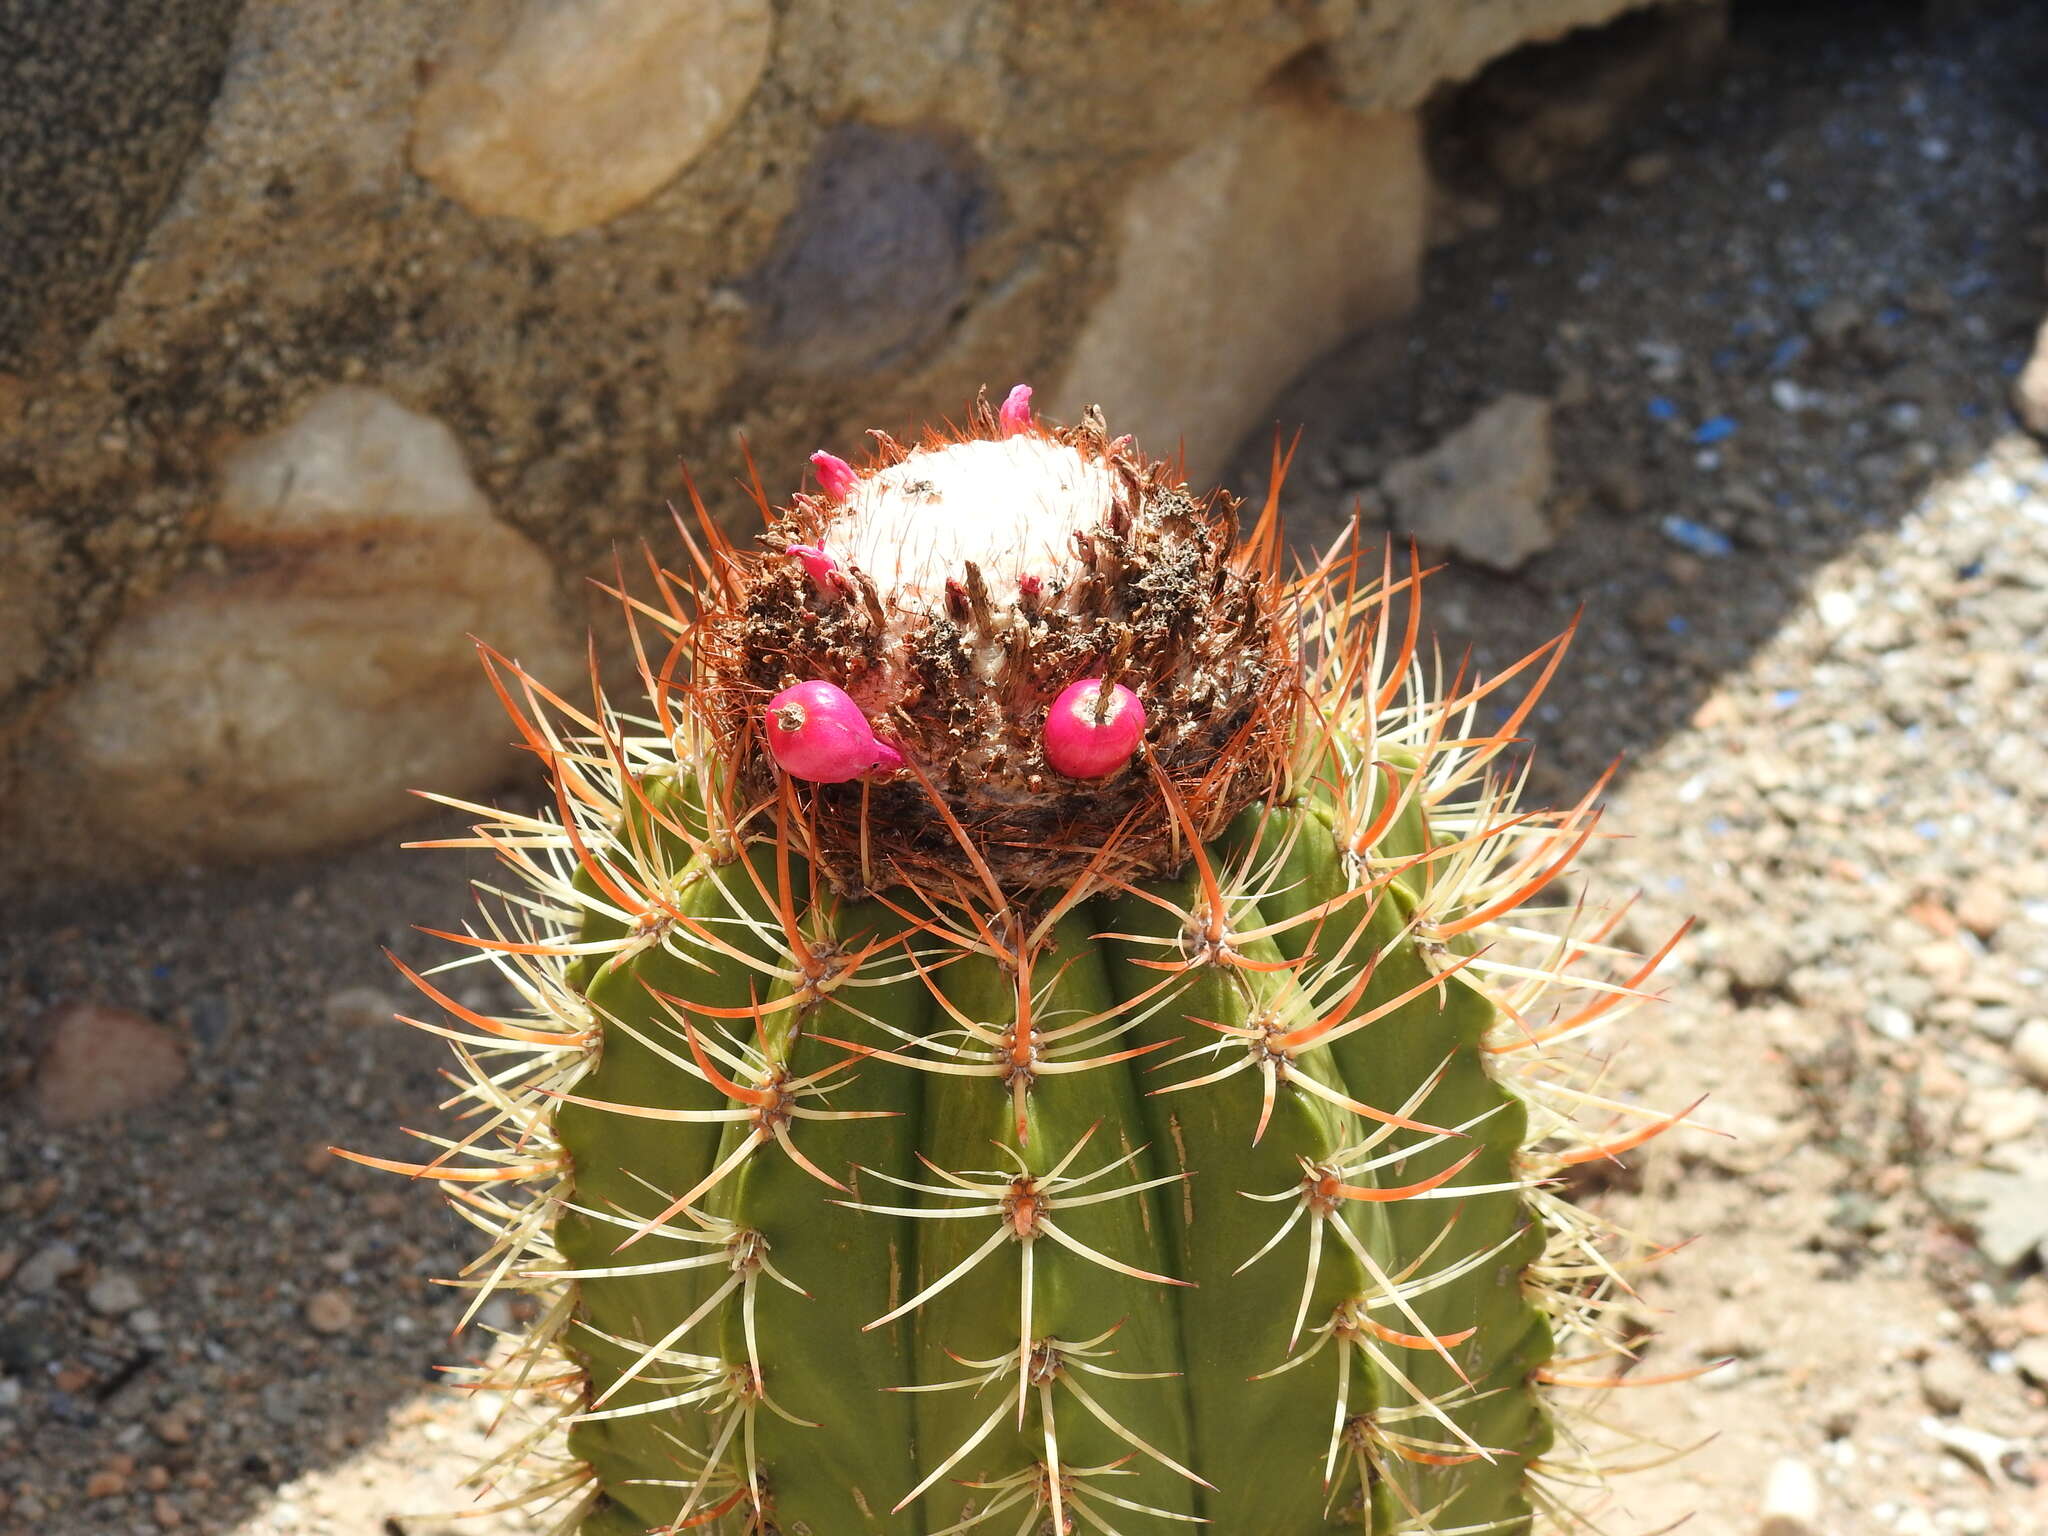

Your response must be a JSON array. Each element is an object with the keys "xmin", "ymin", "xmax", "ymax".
[
  {"xmin": 14, "ymin": 1242, "xmax": 81, "ymax": 1296},
  {"xmin": 0, "ymin": 0, "xmax": 245, "ymax": 370},
  {"xmin": 1381, "ymin": 394, "xmax": 1557, "ymax": 572},
  {"xmin": 1933, "ymin": 1167, "xmax": 2048, "ymax": 1268},
  {"xmin": 85, "ymin": 1270, "xmax": 145, "ymax": 1318},
  {"xmin": 746, "ymin": 124, "xmax": 992, "ymax": 376}
]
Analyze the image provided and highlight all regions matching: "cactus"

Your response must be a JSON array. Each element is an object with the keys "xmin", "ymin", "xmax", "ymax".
[{"xmin": 347, "ymin": 389, "xmax": 1694, "ymax": 1535}]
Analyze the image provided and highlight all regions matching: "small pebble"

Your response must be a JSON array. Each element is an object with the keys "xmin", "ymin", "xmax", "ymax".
[
  {"xmin": 305, "ymin": 1288, "xmax": 357, "ymax": 1335},
  {"xmin": 14, "ymin": 1241, "xmax": 81, "ymax": 1295},
  {"xmin": 1757, "ymin": 1456, "xmax": 1821, "ymax": 1536},
  {"xmin": 84, "ymin": 1467, "xmax": 127, "ymax": 1499},
  {"xmin": 1918, "ymin": 1351, "xmax": 1975, "ymax": 1415},
  {"xmin": 86, "ymin": 1269, "xmax": 145, "ymax": 1317}
]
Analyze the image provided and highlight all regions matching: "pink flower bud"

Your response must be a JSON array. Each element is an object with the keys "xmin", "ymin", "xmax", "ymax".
[
  {"xmin": 998, "ymin": 383, "xmax": 1033, "ymax": 438},
  {"xmin": 784, "ymin": 542, "xmax": 842, "ymax": 588},
  {"xmin": 867, "ymin": 737, "xmax": 906, "ymax": 775},
  {"xmin": 809, "ymin": 450, "xmax": 859, "ymax": 501},
  {"xmin": 1042, "ymin": 679, "xmax": 1145, "ymax": 779},
  {"xmin": 765, "ymin": 681, "xmax": 883, "ymax": 783}
]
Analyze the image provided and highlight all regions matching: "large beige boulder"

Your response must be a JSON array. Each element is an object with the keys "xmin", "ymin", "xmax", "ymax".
[
  {"xmin": 0, "ymin": 0, "xmax": 1711, "ymax": 881},
  {"xmin": 37, "ymin": 387, "xmax": 576, "ymax": 862}
]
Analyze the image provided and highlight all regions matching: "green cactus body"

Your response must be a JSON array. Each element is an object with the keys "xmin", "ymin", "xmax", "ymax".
[{"xmin": 358, "ymin": 398, "xmax": 1687, "ymax": 1534}]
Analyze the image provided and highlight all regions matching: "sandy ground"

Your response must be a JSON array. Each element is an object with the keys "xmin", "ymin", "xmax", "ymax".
[{"xmin": 5, "ymin": 6, "xmax": 2048, "ymax": 1535}]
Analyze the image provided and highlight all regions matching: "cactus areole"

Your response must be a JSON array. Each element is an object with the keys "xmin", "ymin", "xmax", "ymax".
[{"xmin": 353, "ymin": 391, "xmax": 1692, "ymax": 1536}]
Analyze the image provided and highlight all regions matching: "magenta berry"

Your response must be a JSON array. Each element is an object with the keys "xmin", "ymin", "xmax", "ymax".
[
  {"xmin": 810, "ymin": 450, "xmax": 859, "ymax": 501},
  {"xmin": 765, "ymin": 680, "xmax": 884, "ymax": 782},
  {"xmin": 1042, "ymin": 678, "xmax": 1145, "ymax": 779},
  {"xmin": 998, "ymin": 382, "xmax": 1033, "ymax": 437}
]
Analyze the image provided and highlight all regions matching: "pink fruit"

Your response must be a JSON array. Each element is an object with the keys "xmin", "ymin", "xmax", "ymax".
[
  {"xmin": 1043, "ymin": 678, "xmax": 1145, "ymax": 779},
  {"xmin": 765, "ymin": 681, "xmax": 884, "ymax": 782}
]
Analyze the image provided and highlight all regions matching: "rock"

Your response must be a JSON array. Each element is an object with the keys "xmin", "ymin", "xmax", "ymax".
[
  {"xmin": 1810, "ymin": 296, "xmax": 1864, "ymax": 351},
  {"xmin": 13, "ymin": 1241, "xmax": 82, "ymax": 1295},
  {"xmin": 1954, "ymin": 884, "xmax": 2010, "ymax": 940},
  {"xmin": 1381, "ymin": 394, "xmax": 1557, "ymax": 572},
  {"xmin": 1724, "ymin": 932, "xmax": 1794, "ymax": 996},
  {"xmin": 1052, "ymin": 78, "xmax": 1428, "ymax": 486},
  {"xmin": 1332, "ymin": 0, "xmax": 1702, "ymax": 115},
  {"xmin": 2014, "ymin": 1335, "xmax": 2048, "ymax": 1390},
  {"xmin": 0, "ymin": 0, "xmax": 1707, "ymax": 890},
  {"xmin": 2012, "ymin": 1018, "xmax": 2048, "ymax": 1089},
  {"xmin": 412, "ymin": 0, "xmax": 773, "ymax": 236},
  {"xmin": 744, "ymin": 125, "xmax": 992, "ymax": 376},
  {"xmin": 1918, "ymin": 1351, "xmax": 1975, "ymax": 1415},
  {"xmin": 0, "ymin": 0, "xmax": 244, "ymax": 370},
  {"xmin": 85, "ymin": 1270, "xmax": 146, "ymax": 1317},
  {"xmin": 1756, "ymin": 1456, "xmax": 1821, "ymax": 1536},
  {"xmin": 2015, "ymin": 317, "xmax": 2048, "ymax": 437},
  {"xmin": 0, "ymin": 515, "xmax": 65, "ymax": 704},
  {"xmin": 1962, "ymin": 1087, "xmax": 2043, "ymax": 1146},
  {"xmin": 30, "ymin": 1002, "xmax": 188, "ymax": 1128},
  {"xmin": 304, "ymin": 1287, "xmax": 357, "ymax": 1335},
  {"xmin": 1934, "ymin": 1167, "xmax": 2048, "ymax": 1268},
  {"xmin": 83, "ymin": 1468, "xmax": 128, "ymax": 1500},
  {"xmin": 45, "ymin": 387, "xmax": 577, "ymax": 862}
]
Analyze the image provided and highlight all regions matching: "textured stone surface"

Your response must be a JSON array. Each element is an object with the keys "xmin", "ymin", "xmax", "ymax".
[
  {"xmin": 1333, "ymin": 0, "xmax": 1694, "ymax": 111},
  {"xmin": 745, "ymin": 125, "xmax": 994, "ymax": 375},
  {"xmin": 40, "ymin": 387, "xmax": 577, "ymax": 861},
  {"xmin": 1382, "ymin": 393, "xmax": 1559, "ymax": 572},
  {"xmin": 1052, "ymin": 76, "xmax": 1428, "ymax": 486},
  {"xmin": 0, "ymin": 0, "xmax": 1694, "ymax": 883},
  {"xmin": 30, "ymin": 1001, "xmax": 189, "ymax": 1128},
  {"xmin": 0, "ymin": 0, "xmax": 245, "ymax": 371},
  {"xmin": 411, "ymin": 0, "xmax": 773, "ymax": 236}
]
